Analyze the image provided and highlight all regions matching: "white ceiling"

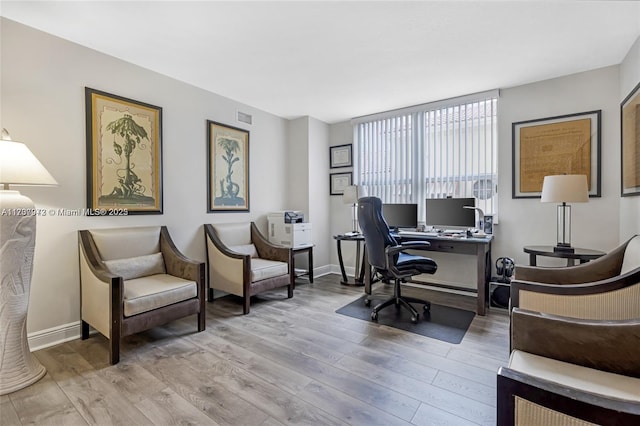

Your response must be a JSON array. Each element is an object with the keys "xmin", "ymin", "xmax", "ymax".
[{"xmin": 2, "ymin": 1, "xmax": 639, "ymax": 123}]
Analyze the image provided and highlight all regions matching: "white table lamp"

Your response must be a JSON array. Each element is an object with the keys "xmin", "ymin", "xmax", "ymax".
[
  {"xmin": 0, "ymin": 129, "xmax": 57, "ymax": 395},
  {"xmin": 343, "ymin": 185, "xmax": 365, "ymax": 233},
  {"xmin": 541, "ymin": 174, "xmax": 588, "ymax": 253}
]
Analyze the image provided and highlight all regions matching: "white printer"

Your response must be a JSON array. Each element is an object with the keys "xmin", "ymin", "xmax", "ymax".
[{"xmin": 267, "ymin": 211, "xmax": 312, "ymax": 248}]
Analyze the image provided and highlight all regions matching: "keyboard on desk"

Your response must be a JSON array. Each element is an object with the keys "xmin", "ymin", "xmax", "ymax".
[{"xmin": 397, "ymin": 230, "xmax": 439, "ymax": 237}]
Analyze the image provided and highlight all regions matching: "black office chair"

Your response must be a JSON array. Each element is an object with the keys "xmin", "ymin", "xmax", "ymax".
[{"xmin": 358, "ymin": 196, "xmax": 438, "ymax": 323}]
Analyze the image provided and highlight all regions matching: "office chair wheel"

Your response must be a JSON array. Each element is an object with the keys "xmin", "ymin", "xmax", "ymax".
[
  {"xmin": 364, "ymin": 298, "xmax": 371, "ymax": 307},
  {"xmin": 423, "ymin": 303, "xmax": 431, "ymax": 312},
  {"xmin": 411, "ymin": 314, "xmax": 419, "ymax": 324},
  {"xmin": 371, "ymin": 311, "xmax": 378, "ymax": 321}
]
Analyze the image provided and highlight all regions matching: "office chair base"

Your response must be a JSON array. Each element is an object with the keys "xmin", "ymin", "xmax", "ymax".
[{"xmin": 368, "ymin": 283, "xmax": 431, "ymax": 324}]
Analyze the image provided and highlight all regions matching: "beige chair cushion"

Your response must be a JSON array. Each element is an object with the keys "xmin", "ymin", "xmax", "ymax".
[
  {"xmin": 123, "ymin": 274, "xmax": 197, "ymax": 317},
  {"xmin": 89, "ymin": 227, "xmax": 161, "ymax": 261},
  {"xmin": 104, "ymin": 253, "xmax": 166, "ymax": 280},
  {"xmin": 508, "ymin": 350, "xmax": 640, "ymax": 403},
  {"xmin": 229, "ymin": 244, "xmax": 258, "ymax": 258},
  {"xmin": 621, "ymin": 235, "xmax": 640, "ymax": 275},
  {"xmin": 212, "ymin": 223, "xmax": 252, "ymax": 246},
  {"xmin": 251, "ymin": 258, "xmax": 289, "ymax": 282}
]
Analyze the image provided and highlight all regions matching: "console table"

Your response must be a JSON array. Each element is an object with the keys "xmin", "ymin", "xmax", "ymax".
[
  {"xmin": 363, "ymin": 234, "xmax": 494, "ymax": 315},
  {"xmin": 523, "ymin": 245, "xmax": 605, "ymax": 267}
]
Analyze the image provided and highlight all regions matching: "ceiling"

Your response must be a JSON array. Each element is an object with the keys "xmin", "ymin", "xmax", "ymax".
[{"xmin": 2, "ymin": 1, "xmax": 639, "ymax": 124}]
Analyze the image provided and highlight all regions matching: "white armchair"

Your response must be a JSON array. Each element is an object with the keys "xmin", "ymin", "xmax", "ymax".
[
  {"xmin": 205, "ymin": 222, "xmax": 294, "ymax": 314},
  {"xmin": 78, "ymin": 226, "xmax": 206, "ymax": 364}
]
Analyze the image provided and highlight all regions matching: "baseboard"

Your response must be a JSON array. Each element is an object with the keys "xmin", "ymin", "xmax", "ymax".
[{"xmin": 28, "ymin": 321, "xmax": 82, "ymax": 352}]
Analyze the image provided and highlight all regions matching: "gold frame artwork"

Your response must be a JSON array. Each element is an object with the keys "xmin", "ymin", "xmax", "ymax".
[
  {"xmin": 207, "ymin": 120, "xmax": 250, "ymax": 212},
  {"xmin": 621, "ymin": 82, "xmax": 640, "ymax": 196},
  {"xmin": 512, "ymin": 110, "xmax": 601, "ymax": 198},
  {"xmin": 85, "ymin": 88, "xmax": 163, "ymax": 214}
]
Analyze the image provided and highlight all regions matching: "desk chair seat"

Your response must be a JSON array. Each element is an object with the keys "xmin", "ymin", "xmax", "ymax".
[{"xmin": 358, "ymin": 196, "xmax": 437, "ymax": 323}]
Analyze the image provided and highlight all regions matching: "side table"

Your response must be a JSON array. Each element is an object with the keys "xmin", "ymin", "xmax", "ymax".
[
  {"xmin": 523, "ymin": 245, "xmax": 605, "ymax": 267},
  {"xmin": 334, "ymin": 234, "xmax": 366, "ymax": 286},
  {"xmin": 292, "ymin": 245, "xmax": 314, "ymax": 285}
]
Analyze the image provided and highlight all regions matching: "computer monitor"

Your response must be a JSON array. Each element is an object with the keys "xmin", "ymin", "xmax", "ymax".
[
  {"xmin": 382, "ymin": 203, "xmax": 418, "ymax": 230},
  {"xmin": 425, "ymin": 197, "xmax": 476, "ymax": 229}
]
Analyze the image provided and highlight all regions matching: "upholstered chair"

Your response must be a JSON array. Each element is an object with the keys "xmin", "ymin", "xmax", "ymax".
[
  {"xmin": 78, "ymin": 226, "xmax": 206, "ymax": 364},
  {"xmin": 204, "ymin": 222, "xmax": 294, "ymax": 314},
  {"xmin": 510, "ymin": 234, "xmax": 640, "ymax": 320}
]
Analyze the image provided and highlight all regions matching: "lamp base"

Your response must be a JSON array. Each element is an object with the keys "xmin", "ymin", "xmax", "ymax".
[
  {"xmin": 553, "ymin": 244, "xmax": 575, "ymax": 253},
  {"xmin": 0, "ymin": 190, "xmax": 46, "ymax": 395}
]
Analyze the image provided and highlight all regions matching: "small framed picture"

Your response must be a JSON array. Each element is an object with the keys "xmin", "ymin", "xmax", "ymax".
[
  {"xmin": 330, "ymin": 172, "xmax": 352, "ymax": 195},
  {"xmin": 330, "ymin": 144, "xmax": 352, "ymax": 168}
]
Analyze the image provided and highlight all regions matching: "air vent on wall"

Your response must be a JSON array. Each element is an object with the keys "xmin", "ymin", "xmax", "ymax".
[{"xmin": 237, "ymin": 111, "xmax": 252, "ymax": 125}]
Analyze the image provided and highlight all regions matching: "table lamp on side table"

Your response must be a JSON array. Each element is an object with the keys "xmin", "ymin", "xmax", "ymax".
[
  {"xmin": 343, "ymin": 185, "xmax": 366, "ymax": 234},
  {"xmin": 0, "ymin": 129, "xmax": 57, "ymax": 395},
  {"xmin": 540, "ymin": 174, "xmax": 588, "ymax": 253}
]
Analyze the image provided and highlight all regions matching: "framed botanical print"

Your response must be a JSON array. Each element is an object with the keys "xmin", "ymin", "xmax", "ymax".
[
  {"xmin": 85, "ymin": 88, "xmax": 163, "ymax": 214},
  {"xmin": 207, "ymin": 120, "xmax": 250, "ymax": 212}
]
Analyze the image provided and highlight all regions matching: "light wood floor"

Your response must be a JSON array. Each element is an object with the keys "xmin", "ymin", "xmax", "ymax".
[{"xmin": 1, "ymin": 274, "xmax": 510, "ymax": 426}]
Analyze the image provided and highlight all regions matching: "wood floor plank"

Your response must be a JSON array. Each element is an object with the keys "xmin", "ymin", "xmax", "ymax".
[{"xmin": 5, "ymin": 273, "xmax": 510, "ymax": 426}]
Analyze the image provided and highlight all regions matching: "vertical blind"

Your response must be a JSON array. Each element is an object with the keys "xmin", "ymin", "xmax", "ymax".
[{"xmin": 353, "ymin": 90, "xmax": 499, "ymax": 222}]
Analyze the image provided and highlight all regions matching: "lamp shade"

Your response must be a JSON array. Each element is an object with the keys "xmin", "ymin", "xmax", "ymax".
[
  {"xmin": 343, "ymin": 185, "xmax": 364, "ymax": 204},
  {"xmin": 540, "ymin": 175, "xmax": 588, "ymax": 203},
  {"xmin": 0, "ymin": 140, "xmax": 57, "ymax": 186}
]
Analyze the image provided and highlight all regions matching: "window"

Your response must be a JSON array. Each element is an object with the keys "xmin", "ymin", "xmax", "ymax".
[{"xmin": 353, "ymin": 90, "xmax": 499, "ymax": 222}]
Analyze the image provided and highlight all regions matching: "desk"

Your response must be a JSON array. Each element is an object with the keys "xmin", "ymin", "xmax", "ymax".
[
  {"xmin": 364, "ymin": 234, "xmax": 494, "ymax": 316},
  {"xmin": 523, "ymin": 245, "xmax": 605, "ymax": 267},
  {"xmin": 334, "ymin": 234, "xmax": 365, "ymax": 286},
  {"xmin": 292, "ymin": 245, "xmax": 314, "ymax": 284}
]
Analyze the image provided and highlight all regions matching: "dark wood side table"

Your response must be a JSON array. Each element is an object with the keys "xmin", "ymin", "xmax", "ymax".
[
  {"xmin": 334, "ymin": 234, "xmax": 366, "ymax": 286},
  {"xmin": 523, "ymin": 245, "xmax": 605, "ymax": 267},
  {"xmin": 291, "ymin": 244, "xmax": 314, "ymax": 285}
]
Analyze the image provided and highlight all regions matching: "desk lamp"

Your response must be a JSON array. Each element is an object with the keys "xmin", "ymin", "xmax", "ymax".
[
  {"xmin": 343, "ymin": 185, "xmax": 365, "ymax": 234},
  {"xmin": 0, "ymin": 128, "xmax": 57, "ymax": 395},
  {"xmin": 541, "ymin": 174, "xmax": 588, "ymax": 253}
]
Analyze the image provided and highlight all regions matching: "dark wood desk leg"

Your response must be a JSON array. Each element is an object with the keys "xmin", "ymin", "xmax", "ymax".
[
  {"xmin": 358, "ymin": 245, "xmax": 366, "ymax": 284},
  {"xmin": 336, "ymin": 239, "xmax": 348, "ymax": 283},
  {"xmin": 477, "ymin": 244, "xmax": 487, "ymax": 316},
  {"xmin": 529, "ymin": 253, "xmax": 537, "ymax": 266},
  {"xmin": 291, "ymin": 251, "xmax": 296, "ymax": 289},
  {"xmin": 364, "ymin": 253, "xmax": 371, "ymax": 295},
  {"xmin": 308, "ymin": 247, "xmax": 314, "ymax": 283}
]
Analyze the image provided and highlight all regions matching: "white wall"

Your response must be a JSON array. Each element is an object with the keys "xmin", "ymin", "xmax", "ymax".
[
  {"xmin": 619, "ymin": 36, "xmax": 640, "ymax": 238},
  {"xmin": 1, "ymin": 19, "xmax": 290, "ymax": 338}
]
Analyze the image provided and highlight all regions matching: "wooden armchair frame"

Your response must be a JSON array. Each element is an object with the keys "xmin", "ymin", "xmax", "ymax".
[{"xmin": 79, "ymin": 226, "xmax": 206, "ymax": 364}]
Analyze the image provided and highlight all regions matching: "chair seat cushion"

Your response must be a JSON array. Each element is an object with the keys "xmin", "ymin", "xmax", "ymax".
[
  {"xmin": 397, "ymin": 253, "xmax": 438, "ymax": 274},
  {"xmin": 251, "ymin": 258, "xmax": 289, "ymax": 282},
  {"xmin": 509, "ymin": 350, "xmax": 640, "ymax": 403},
  {"xmin": 124, "ymin": 274, "xmax": 197, "ymax": 317}
]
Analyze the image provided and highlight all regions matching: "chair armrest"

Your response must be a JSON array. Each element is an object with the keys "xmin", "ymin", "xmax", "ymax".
[
  {"xmin": 497, "ymin": 366, "xmax": 640, "ymax": 426},
  {"xmin": 251, "ymin": 222, "xmax": 291, "ymax": 263},
  {"xmin": 515, "ymin": 242, "xmax": 627, "ymax": 284},
  {"xmin": 160, "ymin": 226, "xmax": 204, "ymax": 284},
  {"xmin": 510, "ymin": 308, "xmax": 640, "ymax": 377},
  {"xmin": 386, "ymin": 241, "xmax": 431, "ymax": 257}
]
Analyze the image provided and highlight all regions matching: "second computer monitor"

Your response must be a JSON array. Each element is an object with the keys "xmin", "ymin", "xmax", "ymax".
[
  {"xmin": 382, "ymin": 203, "xmax": 418, "ymax": 230},
  {"xmin": 425, "ymin": 197, "xmax": 476, "ymax": 229}
]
